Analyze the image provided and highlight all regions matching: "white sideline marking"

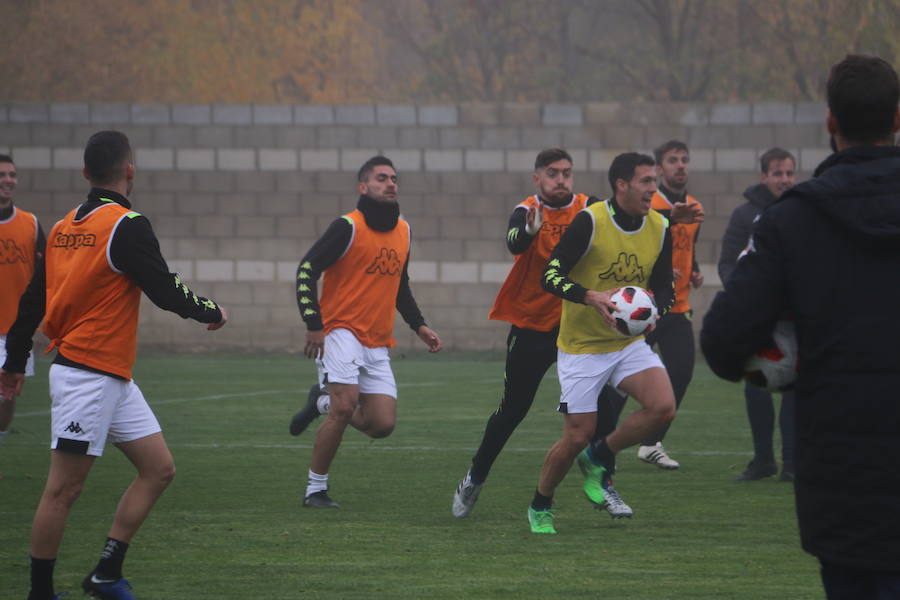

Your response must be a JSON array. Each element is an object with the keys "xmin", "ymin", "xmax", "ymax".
[
  {"xmin": 14, "ymin": 378, "xmax": 504, "ymax": 418},
  {"xmin": 150, "ymin": 443, "xmax": 756, "ymax": 456},
  {"xmin": 15, "ymin": 389, "xmax": 287, "ymax": 418},
  {"xmin": 0, "ymin": 438, "xmax": 754, "ymax": 456}
]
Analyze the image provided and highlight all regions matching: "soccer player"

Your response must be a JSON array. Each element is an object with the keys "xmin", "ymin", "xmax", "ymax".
[
  {"xmin": 597, "ymin": 140, "xmax": 704, "ymax": 470},
  {"xmin": 451, "ymin": 148, "xmax": 634, "ymax": 520},
  {"xmin": 528, "ymin": 152, "xmax": 676, "ymax": 534},
  {"xmin": 718, "ymin": 147, "xmax": 797, "ymax": 481},
  {"xmin": 0, "ymin": 154, "xmax": 45, "ymax": 443},
  {"xmin": 701, "ymin": 54, "xmax": 900, "ymax": 597},
  {"xmin": 0, "ymin": 131, "xmax": 228, "ymax": 600},
  {"xmin": 288, "ymin": 155, "xmax": 442, "ymax": 509}
]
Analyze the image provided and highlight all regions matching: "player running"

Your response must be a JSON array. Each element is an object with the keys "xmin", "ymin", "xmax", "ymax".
[{"xmin": 287, "ymin": 155, "xmax": 442, "ymax": 509}]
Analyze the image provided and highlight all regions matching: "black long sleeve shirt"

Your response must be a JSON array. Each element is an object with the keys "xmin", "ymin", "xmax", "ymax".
[
  {"xmin": 4, "ymin": 188, "xmax": 222, "ymax": 375},
  {"xmin": 296, "ymin": 194, "xmax": 426, "ymax": 333},
  {"xmin": 541, "ymin": 197, "xmax": 675, "ymax": 313}
]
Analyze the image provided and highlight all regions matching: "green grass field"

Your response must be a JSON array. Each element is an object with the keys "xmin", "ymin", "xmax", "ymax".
[{"xmin": 0, "ymin": 351, "xmax": 820, "ymax": 599}]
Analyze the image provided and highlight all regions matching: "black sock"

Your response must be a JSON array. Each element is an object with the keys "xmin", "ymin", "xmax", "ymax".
[
  {"xmin": 94, "ymin": 537, "xmax": 129, "ymax": 580},
  {"xmin": 28, "ymin": 556, "xmax": 55, "ymax": 600},
  {"xmin": 530, "ymin": 490, "xmax": 553, "ymax": 511},
  {"xmin": 589, "ymin": 437, "xmax": 617, "ymax": 473}
]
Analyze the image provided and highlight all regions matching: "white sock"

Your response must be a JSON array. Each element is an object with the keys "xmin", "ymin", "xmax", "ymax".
[
  {"xmin": 316, "ymin": 395, "xmax": 330, "ymax": 414},
  {"xmin": 306, "ymin": 470, "xmax": 328, "ymax": 497}
]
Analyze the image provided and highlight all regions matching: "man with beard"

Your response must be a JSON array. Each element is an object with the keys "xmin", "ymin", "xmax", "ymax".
[
  {"xmin": 288, "ymin": 155, "xmax": 442, "ymax": 509},
  {"xmin": 451, "ymin": 148, "xmax": 634, "ymax": 520}
]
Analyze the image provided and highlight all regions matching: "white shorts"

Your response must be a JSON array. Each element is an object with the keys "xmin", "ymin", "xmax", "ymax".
[
  {"xmin": 0, "ymin": 333, "xmax": 35, "ymax": 377},
  {"xmin": 556, "ymin": 339, "xmax": 664, "ymax": 414},
  {"xmin": 317, "ymin": 328, "xmax": 397, "ymax": 398},
  {"xmin": 49, "ymin": 364, "xmax": 161, "ymax": 456}
]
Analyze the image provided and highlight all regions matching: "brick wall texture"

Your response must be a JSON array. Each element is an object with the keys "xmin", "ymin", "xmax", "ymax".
[{"xmin": 1, "ymin": 102, "xmax": 831, "ymax": 352}]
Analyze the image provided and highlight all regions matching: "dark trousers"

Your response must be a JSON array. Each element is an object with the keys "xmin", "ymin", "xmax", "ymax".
[
  {"xmin": 469, "ymin": 326, "xmax": 559, "ymax": 483},
  {"xmin": 594, "ymin": 311, "xmax": 695, "ymax": 444},
  {"xmin": 744, "ymin": 382, "xmax": 795, "ymax": 466},
  {"xmin": 820, "ymin": 560, "xmax": 900, "ymax": 600}
]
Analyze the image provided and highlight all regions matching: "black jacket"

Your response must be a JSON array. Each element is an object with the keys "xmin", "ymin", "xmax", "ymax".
[
  {"xmin": 717, "ymin": 183, "xmax": 779, "ymax": 285},
  {"xmin": 701, "ymin": 145, "xmax": 900, "ymax": 572}
]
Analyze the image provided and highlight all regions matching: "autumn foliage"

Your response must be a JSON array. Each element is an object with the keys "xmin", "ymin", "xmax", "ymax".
[{"xmin": 2, "ymin": 0, "xmax": 899, "ymax": 103}]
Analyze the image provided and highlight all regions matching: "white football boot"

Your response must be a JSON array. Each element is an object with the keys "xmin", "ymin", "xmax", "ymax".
[
  {"xmin": 637, "ymin": 442, "xmax": 680, "ymax": 470},
  {"xmin": 452, "ymin": 471, "xmax": 483, "ymax": 518}
]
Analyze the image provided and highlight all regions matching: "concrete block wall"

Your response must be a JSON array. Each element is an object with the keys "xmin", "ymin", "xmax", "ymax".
[{"xmin": 1, "ymin": 102, "xmax": 831, "ymax": 353}]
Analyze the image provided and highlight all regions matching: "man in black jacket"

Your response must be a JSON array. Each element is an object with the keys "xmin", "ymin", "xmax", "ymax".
[
  {"xmin": 718, "ymin": 147, "xmax": 797, "ymax": 482},
  {"xmin": 701, "ymin": 55, "xmax": 900, "ymax": 598}
]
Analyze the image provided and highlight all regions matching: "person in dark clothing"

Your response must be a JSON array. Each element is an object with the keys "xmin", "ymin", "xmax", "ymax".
[
  {"xmin": 718, "ymin": 147, "xmax": 797, "ymax": 482},
  {"xmin": 0, "ymin": 131, "xmax": 228, "ymax": 600},
  {"xmin": 701, "ymin": 55, "xmax": 900, "ymax": 598}
]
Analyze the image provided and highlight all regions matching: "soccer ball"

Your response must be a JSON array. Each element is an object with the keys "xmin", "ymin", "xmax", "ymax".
[
  {"xmin": 744, "ymin": 320, "xmax": 798, "ymax": 391},
  {"xmin": 610, "ymin": 286, "xmax": 658, "ymax": 337}
]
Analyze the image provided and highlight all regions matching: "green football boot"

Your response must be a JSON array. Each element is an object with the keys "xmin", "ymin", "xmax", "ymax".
[
  {"xmin": 527, "ymin": 506, "xmax": 557, "ymax": 534},
  {"xmin": 576, "ymin": 448, "xmax": 633, "ymax": 518}
]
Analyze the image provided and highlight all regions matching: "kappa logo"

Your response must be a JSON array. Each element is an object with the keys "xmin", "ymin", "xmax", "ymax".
[
  {"xmin": 53, "ymin": 232, "xmax": 97, "ymax": 250},
  {"xmin": 365, "ymin": 248, "xmax": 402, "ymax": 276},
  {"xmin": 598, "ymin": 252, "xmax": 646, "ymax": 283},
  {"xmin": 63, "ymin": 421, "xmax": 84, "ymax": 434},
  {"xmin": 543, "ymin": 222, "xmax": 569, "ymax": 240},
  {"xmin": 0, "ymin": 238, "xmax": 27, "ymax": 264},
  {"xmin": 672, "ymin": 226, "xmax": 693, "ymax": 251}
]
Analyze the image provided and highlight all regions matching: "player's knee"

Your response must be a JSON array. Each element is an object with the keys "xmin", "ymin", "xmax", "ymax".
[
  {"xmin": 368, "ymin": 422, "xmax": 395, "ymax": 439},
  {"xmin": 46, "ymin": 480, "xmax": 85, "ymax": 509},
  {"xmin": 329, "ymin": 403, "xmax": 357, "ymax": 423},
  {"xmin": 651, "ymin": 400, "xmax": 677, "ymax": 426},
  {"xmin": 143, "ymin": 460, "xmax": 176, "ymax": 488},
  {"xmin": 564, "ymin": 427, "xmax": 594, "ymax": 450},
  {"xmin": 160, "ymin": 461, "xmax": 176, "ymax": 486}
]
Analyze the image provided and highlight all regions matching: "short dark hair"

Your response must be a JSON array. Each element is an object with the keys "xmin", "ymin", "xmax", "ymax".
[
  {"xmin": 358, "ymin": 155, "xmax": 395, "ymax": 182},
  {"xmin": 827, "ymin": 54, "xmax": 900, "ymax": 144},
  {"xmin": 653, "ymin": 140, "xmax": 688, "ymax": 163},
  {"xmin": 608, "ymin": 152, "xmax": 655, "ymax": 193},
  {"xmin": 759, "ymin": 147, "xmax": 795, "ymax": 173},
  {"xmin": 84, "ymin": 130, "xmax": 132, "ymax": 185},
  {"xmin": 534, "ymin": 148, "xmax": 573, "ymax": 170},
  {"xmin": 0, "ymin": 154, "xmax": 13, "ymax": 165}
]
